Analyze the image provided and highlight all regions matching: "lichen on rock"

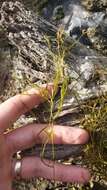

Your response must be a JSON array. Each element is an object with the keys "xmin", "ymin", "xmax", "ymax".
[{"xmin": 82, "ymin": 0, "xmax": 107, "ymax": 11}]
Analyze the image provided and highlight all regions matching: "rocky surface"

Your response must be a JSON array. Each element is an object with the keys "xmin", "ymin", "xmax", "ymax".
[
  {"xmin": 0, "ymin": 0, "xmax": 107, "ymax": 190},
  {"xmin": 81, "ymin": 0, "xmax": 107, "ymax": 11},
  {"xmin": 41, "ymin": 0, "xmax": 107, "ymax": 55},
  {"xmin": 0, "ymin": 1, "xmax": 106, "ymax": 99}
]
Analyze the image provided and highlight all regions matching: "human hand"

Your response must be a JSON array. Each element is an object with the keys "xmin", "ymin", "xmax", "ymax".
[{"xmin": 0, "ymin": 84, "xmax": 90, "ymax": 190}]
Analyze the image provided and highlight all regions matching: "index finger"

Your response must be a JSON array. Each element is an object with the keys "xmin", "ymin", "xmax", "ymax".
[{"xmin": 0, "ymin": 84, "xmax": 53, "ymax": 132}]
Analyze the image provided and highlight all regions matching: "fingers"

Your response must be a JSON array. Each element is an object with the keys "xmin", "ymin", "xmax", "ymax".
[
  {"xmin": 12, "ymin": 157, "xmax": 91, "ymax": 184},
  {"xmin": 6, "ymin": 124, "xmax": 89, "ymax": 153},
  {"xmin": 0, "ymin": 84, "xmax": 53, "ymax": 132}
]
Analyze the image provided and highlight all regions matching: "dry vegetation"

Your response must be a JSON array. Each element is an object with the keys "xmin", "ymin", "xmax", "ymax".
[{"xmin": 20, "ymin": 28, "xmax": 107, "ymax": 189}]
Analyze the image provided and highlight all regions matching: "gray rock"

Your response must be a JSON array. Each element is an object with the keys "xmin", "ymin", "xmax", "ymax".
[
  {"xmin": 40, "ymin": 0, "xmax": 107, "ymax": 54},
  {"xmin": 0, "ymin": 0, "xmax": 107, "ymax": 113},
  {"xmin": 80, "ymin": 61, "xmax": 95, "ymax": 81}
]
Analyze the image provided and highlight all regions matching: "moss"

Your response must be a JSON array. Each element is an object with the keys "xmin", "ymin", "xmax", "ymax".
[{"xmin": 81, "ymin": 92, "xmax": 107, "ymax": 180}]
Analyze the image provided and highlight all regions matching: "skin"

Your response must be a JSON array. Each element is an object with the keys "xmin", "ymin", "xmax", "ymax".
[{"xmin": 0, "ymin": 84, "xmax": 91, "ymax": 190}]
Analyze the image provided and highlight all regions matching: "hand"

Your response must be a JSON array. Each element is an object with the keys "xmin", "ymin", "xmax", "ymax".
[{"xmin": 0, "ymin": 84, "xmax": 90, "ymax": 190}]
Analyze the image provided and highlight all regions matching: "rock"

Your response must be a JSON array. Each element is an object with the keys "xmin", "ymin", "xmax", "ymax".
[
  {"xmin": 40, "ymin": 0, "xmax": 107, "ymax": 54},
  {"xmin": 80, "ymin": 61, "xmax": 95, "ymax": 81},
  {"xmin": 0, "ymin": 26, "xmax": 13, "ymax": 97},
  {"xmin": 22, "ymin": 144, "xmax": 83, "ymax": 160},
  {"xmin": 0, "ymin": 0, "xmax": 107, "ymax": 128},
  {"xmin": 61, "ymin": 3, "xmax": 107, "ymax": 54},
  {"xmin": 0, "ymin": 1, "xmax": 106, "ymax": 104},
  {"xmin": 86, "ymin": 25, "xmax": 107, "ymax": 55},
  {"xmin": 0, "ymin": 1, "xmax": 107, "ymax": 190},
  {"xmin": 0, "ymin": 1, "xmax": 55, "ymax": 99},
  {"xmin": 81, "ymin": 0, "xmax": 107, "ymax": 11}
]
